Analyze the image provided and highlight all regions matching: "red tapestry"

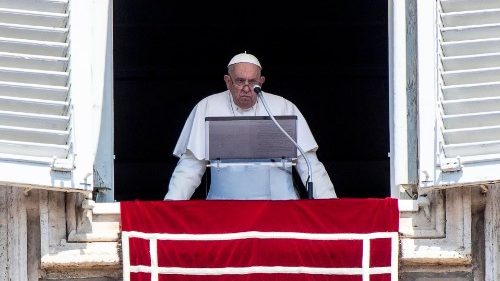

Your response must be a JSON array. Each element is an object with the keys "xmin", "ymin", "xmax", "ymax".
[{"xmin": 120, "ymin": 198, "xmax": 399, "ymax": 281}]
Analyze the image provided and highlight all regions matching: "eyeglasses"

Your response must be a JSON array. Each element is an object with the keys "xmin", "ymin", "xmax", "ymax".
[{"xmin": 230, "ymin": 77, "xmax": 260, "ymax": 88}]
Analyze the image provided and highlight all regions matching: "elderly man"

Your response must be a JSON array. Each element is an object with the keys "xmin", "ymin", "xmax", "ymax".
[{"xmin": 164, "ymin": 52, "xmax": 337, "ymax": 200}]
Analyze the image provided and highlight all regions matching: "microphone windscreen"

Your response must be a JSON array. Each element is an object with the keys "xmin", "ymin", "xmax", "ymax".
[{"xmin": 253, "ymin": 85, "xmax": 262, "ymax": 94}]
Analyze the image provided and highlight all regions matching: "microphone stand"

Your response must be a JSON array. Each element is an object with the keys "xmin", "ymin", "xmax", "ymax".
[{"xmin": 253, "ymin": 85, "xmax": 314, "ymax": 199}]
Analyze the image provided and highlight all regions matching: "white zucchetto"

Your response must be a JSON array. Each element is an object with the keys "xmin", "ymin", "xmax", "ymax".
[{"xmin": 227, "ymin": 52, "xmax": 262, "ymax": 69}]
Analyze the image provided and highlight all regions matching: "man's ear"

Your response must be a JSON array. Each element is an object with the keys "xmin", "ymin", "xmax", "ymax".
[
  {"xmin": 224, "ymin": 75, "xmax": 231, "ymax": 88},
  {"xmin": 260, "ymin": 76, "xmax": 266, "ymax": 85}
]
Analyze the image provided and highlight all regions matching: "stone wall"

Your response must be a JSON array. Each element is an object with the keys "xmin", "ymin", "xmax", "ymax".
[{"xmin": 0, "ymin": 186, "xmax": 121, "ymax": 281}]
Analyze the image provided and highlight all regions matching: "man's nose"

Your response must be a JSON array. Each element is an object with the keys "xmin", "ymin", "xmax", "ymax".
[{"xmin": 242, "ymin": 84, "xmax": 252, "ymax": 91}]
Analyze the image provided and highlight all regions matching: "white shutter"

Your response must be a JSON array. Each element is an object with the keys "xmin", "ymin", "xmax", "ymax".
[
  {"xmin": 419, "ymin": 0, "xmax": 500, "ymax": 188},
  {"xmin": 0, "ymin": 0, "xmax": 74, "ymax": 188}
]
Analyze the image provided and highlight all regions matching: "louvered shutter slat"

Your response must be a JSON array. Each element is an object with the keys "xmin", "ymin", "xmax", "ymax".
[
  {"xmin": 442, "ymin": 67, "xmax": 500, "ymax": 85},
  {"xmin": 0, "ymin": 37, "xmax": 67, "ymax": 56},
  {"xmin": 443, "ymin": 97, "xmax": 500, "ymax": 115},
  {"xmin": 0, "ymin": 52, "xmax": 68, "ymax": 71},
  {"xmin": 441, "ymin": 24, "xmax": 500, "ymax": 41},
  {"xmin": 442, "ymin": 53, "xmax": 500, "ymax": 71},
  {"xmin": 0, "ymin": 8, "xmax": 68, "ymax": 27},
  {"xmin": 442, "ymin": 9, "xmax": 500, "ymax": 27},
  {"xmin": 0, "ymin": 23, "xmax": 68, "ymax": 42},
  {"xmin": 0, "ymin": 96, "xmax": 67, "ymax": 115},
  {"xmin": 0, "ymin": 81, "xmax": 68, "ymax": 101},
  {"xmin": 0, "ymin": 140, "xmax": 68, "ymax": 158},
  {"xmin": 0, "ymin": 0, "xmax": 69, "ymax": 14},
  {"xmin": 443, "ymin": 141, "xmax": 500, "ymax": 158},
  {"xmin": 0, "ymin": 110, "xmax": 68, "ymax": 130},
  {"xmin": 0, "ymin": 125, "xmax": 68, "ymax": 144},
  {"xmin": 0, "ymin": 67, "xmax": 68, "ymax": 86},
  {"xmin": 442, "ymin": 38, "xmax": 500, "ymax": 56},
  {"xmin": 444, "ymin": 126, "xmax": 500, "ymax": 143},
  {"xmin": 442, "ymin": 82, "xmax": 500, "ymax": 100},
  {"xmin": 441, "ymin": 0, "xmax": 500, "ymax": 13},
  {"xmin": 444, "ymin": 111, "xmax": 500, "ymax": 129}
]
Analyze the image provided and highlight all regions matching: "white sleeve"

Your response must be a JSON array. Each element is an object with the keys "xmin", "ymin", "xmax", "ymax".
[
  {"xmin": 295, "ymin": 151, "xmax": 337, "ymax": 198},
  {"xmin": 164, "ymin": 150, "xmax": 207, "ymax": 200}
]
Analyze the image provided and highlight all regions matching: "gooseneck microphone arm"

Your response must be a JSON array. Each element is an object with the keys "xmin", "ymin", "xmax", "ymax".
[{"xmin": 253, "ymin": 85, "xmax": 314, "ymax": 199}]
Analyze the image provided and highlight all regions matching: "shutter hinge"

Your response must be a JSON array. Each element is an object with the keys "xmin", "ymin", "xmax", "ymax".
[
  {"xmin": 51, "ymin": 154, "xmax": 75, "ymax": 172},
  {"xmin": 440, "ymin": 156, "xmax": 462, "ymax": 172}
]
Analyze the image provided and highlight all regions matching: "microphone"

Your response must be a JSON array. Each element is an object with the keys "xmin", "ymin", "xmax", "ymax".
[
  {"xmin": 253, "ymin": 85, "xmax": 263, "ymax": 95},
  {"xmin": 252, "ymin": 85, "xmax": 314, "ymax": 199}
]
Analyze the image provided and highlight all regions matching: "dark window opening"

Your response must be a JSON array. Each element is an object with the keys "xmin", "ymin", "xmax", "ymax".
[{"xmin": 114, "ymin": 1, "xmax": 389, "ymax": 201}]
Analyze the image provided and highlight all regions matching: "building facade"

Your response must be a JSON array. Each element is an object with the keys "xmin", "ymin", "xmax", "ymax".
[{"xmin": 1, "ymin": 0, "xmax": 499, "ymax": 280}]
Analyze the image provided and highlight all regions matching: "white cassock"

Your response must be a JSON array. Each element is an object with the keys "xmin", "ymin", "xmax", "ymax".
[{"xmin": 164, "ymin": 90, "xmax": 337, "ymax": 200}]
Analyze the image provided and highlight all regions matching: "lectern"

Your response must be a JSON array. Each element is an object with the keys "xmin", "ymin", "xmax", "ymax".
[{"xmin": 204, "ymin": 116, "xmax": 298, "ymax": 199}]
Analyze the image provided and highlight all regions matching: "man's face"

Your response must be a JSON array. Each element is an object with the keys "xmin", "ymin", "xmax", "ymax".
[{"xmin": 224, "ymin": 63, "xmax": 265, "ymax": 109}]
